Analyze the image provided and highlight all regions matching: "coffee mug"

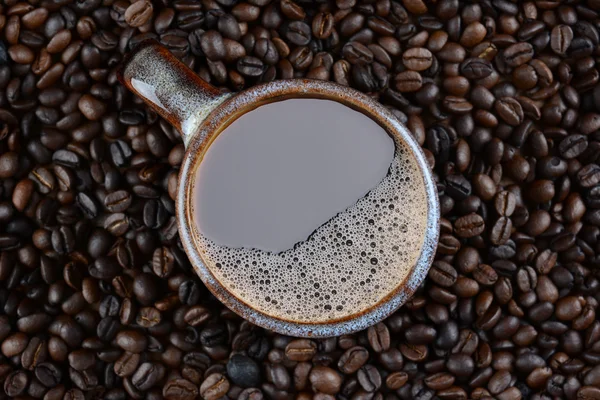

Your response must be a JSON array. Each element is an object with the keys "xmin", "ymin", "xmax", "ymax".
[{"xmin": 118, "ymin": 40, "xmax": 439, "ymax": 337}]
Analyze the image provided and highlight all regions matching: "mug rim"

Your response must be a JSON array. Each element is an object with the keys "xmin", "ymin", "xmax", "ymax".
[{"xmin": 177, "ymin": 79, "xmax": 440, "ymax": 337}]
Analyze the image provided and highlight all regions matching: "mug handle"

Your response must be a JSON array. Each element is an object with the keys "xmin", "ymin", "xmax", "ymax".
[{"xmin": 117, "ymin": 40, "xmax": 230, "ymax": 146}]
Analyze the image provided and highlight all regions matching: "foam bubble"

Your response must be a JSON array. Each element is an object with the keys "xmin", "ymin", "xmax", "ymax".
[{"xmin": 193, "ymin": 135, "xmax": 428, "ymax": 323}]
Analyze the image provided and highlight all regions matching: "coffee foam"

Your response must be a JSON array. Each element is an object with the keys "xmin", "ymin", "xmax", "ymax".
[{"xmin": 192, "ymin": 137, "xmax": 428, "ymax": 323}]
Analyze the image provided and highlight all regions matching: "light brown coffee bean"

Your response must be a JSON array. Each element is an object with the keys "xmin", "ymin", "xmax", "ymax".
[
  {"xmin": 125, "ymin": 0, "xmax": 154, "ymax": 27},
  {"xmin": 454, "ymin": 213, "xmax": 485, "ymax": 238},
  {"xmin": 402, "ymin": 48, "xmax": 433, "ymax": 71},
  {"xmin": 8, "ymin": 44, "xmax": 34, "ymax": 64},
  {"xmin": 285, "ymin": 339, "xmax": 317, "ymax": 362},
  {"xmin": 394, "ymin": 71, "xmax": 423, "ymax": 92},
  {"xmin": 200, "ymin": 373, "xmax": 230, "ymax": 400},
  {"xmin": 47, "ymin": 29, "xmax": 72, "ymax": 54}
]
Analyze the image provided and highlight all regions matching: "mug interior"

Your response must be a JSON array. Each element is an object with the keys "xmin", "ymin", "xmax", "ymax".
[{"xmin": 177, "ymin": 79, "xmax": 440, "ymax": 337}]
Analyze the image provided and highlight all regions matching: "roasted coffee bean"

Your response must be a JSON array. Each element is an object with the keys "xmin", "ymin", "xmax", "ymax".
[
  {"xmin": 114, "ymin": 352, "xmax": 140, "ymax": 378},
  {"xmin": 104, "ymin": 190, "xmax": 132, "ymax": 213},
  {"xmin": 454, "ymin": 213, "xmax": 485, "ymax": 238},
  {"xmin": 201, "ymin": 31, "xmax": 226, "ymax": 61},
  {"xmin": 110, "ymin": 140, "xmax": 132, "ymax": 168},
  {"xmin": 357, "ymin": 364, "xmax": 381, "ymax": 392},
  {"xmin": 227, "ymin": 354, "xmax": 261, "ymax": 388},
  {"xmin": 200, "ymin": 373, "xmax": 230, "ymax": 400},
  {"xmin": 4, "ymin": 370, "xmax": 29, "ymax": 396},
  {"xmin": 426, "ymin": 126, "xmax": 452, "ymax": 164},
  {"xmin": 338, "ymin": 346, "xmax": 369, "ymax": 374},
  {"xmin": 394, "ymin": 71, "xmax": 423, "ymax": 92},
  {"xmin": 35, "ymin": 362, "xmax": 62, "ymax": 387},
  {"xmin": 309, "ymin": 366, "xmax": 342, "ymax": 395},
  {"xmin": 503, "ymin": 42, "xmax": 534, "ymax": 67},
  {"xmin": 386, "ymin": 371, "xmax": 408, "ymax": 390},
  {"xmin": 551, "ymin": 25, "xmax": 573, "ymax": 55},
  {"xmin": 460, "ymin": 58, "xmax": 493, "ymax": 80},
  {"xmin": 494, "ymin": 191, "xmax": 516, "ymax": 216},
  {"xmin": 285, "ymin": 339, "xmax": 317, "ymax": 361},
  {"xmin": 125, "ymin": 1, "xmax": 153, "ymax": 28},
  {"xmin": 0, "ymin": 152, "xmax": 19, "ymax": 179},
  {"xmin": 21, "ymin": 337, "xmax": 47, "ymax": 370},
  {"xmin": 367, "ymin": 322, "xmax": 390, "ymax": 352},
  {"xmin": 429, "ymin": 261, "xmax": 458, "ymax": 287},
  {"xmin": 131, "ymin": 362, "xmax": 164, "ymax": 391},
  {"xmin": 116, "ymin": 330, "xmax": 147, "ymax": 353},
  {"xmin": 237, "ymin": 56, "xmax": 264, "ymax": 76},
  {"xmin": 445, "ymin": 174, "xmax": 471, "ymax": 200},
  {"xmin": 163, "ymin": 379, "xmax": 198, "ymax": 399},
  {"xmin": 402, "ymin": 47, "xmax": 433, "ymax": 71},
  {"xmin": 179, "ymin": 279, "xmax": 201, "ymax": 305},
  {"xmin": 495, "ymin": 97, "xmax": 524, "ymax": 126},
  {"xmin": 313, "ymin": 12, "xmax": 334, "ymax": 39},
  {"xmin": 342, "ymin": 42, "xmax": 373, "ymax": 65},
  {"xmin": 283, "ymin": 21, "xmax": 312, "ymax": 46}
]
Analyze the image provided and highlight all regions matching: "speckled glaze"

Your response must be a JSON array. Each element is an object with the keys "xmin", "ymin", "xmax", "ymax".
[
  {"xmin": 118, "ymin": 40, "xmax": 231, "ymax": 142},
  {"xmin": 119, "ymin": 42, "xmax": 440, "ymax": 338}
]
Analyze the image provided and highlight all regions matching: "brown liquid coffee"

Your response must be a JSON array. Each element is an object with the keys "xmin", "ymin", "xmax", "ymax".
[{"xmin": 190, "ymin": 99, "xmax": 427, "ymax": 323}]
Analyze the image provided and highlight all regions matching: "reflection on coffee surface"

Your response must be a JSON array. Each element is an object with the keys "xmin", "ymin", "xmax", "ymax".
[{"xmin": 191, "ymin": 99, "xmax": 428, "ymax": 323}]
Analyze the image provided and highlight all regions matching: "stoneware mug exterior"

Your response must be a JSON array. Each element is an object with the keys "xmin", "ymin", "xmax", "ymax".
[{"xmin": 118, "ymin": 40, "xmax": 440, "ymax": 338}]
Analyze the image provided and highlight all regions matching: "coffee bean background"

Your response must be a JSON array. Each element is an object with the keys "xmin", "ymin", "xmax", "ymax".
[{"xmin": 0, "ymin": 0, "xmax": 600, "ymax": 399}]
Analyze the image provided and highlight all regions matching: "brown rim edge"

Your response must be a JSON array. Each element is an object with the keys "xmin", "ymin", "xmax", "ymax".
[{"xmin": 177, "ymin": 79, "xmax": 440, "ymax": 338}]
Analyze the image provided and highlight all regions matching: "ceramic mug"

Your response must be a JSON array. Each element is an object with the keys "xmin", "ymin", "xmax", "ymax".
[{"xmin": 118, "ymin": 40, "xmax": 439, "ymax": 337}]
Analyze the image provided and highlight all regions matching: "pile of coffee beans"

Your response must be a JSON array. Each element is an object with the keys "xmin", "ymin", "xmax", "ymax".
[{"xmin": 1, "ymin": 0, "xmax": 600, "ymax": 399}]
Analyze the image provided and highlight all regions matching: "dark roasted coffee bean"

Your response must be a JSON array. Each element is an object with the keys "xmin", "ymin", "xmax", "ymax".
[
  {"xmin": 495, "ymin": 97, "xmax": 524, "ymax": 126},
  {"xmin": 284, "ymin": 21, "xmax": 312, "ymax": 46},
  {"xmin": 460, "ymin": 58, "xmax": 493, "ymax": 80},
  {"xmin": 105, "ymin": 213, "xmax": 129, "ymax": 236},
  {"xmin": 237, "ymin": 56, "xmax": 264, "ymax": 77},
  {"xmin": 551, "ymin": 25, "xmax": 573, "ymax": 55},
  {"xmin": 104, "ymin": 190, "xmax": 132, "ymax": 212},
  {"xmin": 76, "ymin": 192, "xmax": 98, "ymax": 218},
  {"xmin": 114, "ymin": 352, "xmax": 140, "ymax": 378},
  {"xmin": 4, "ymin": 370, "xmax": 29, "ymax": 396},
  {"xmin": 394, "ymin": 71, "xmax": 423, "ymax": 92},
  {"xmin": 342, "ymin": 42, "xmax": 373, "ymax": 65},
  {"xmin": 367, "ymin": 322, "xmax": 390, "ymax": 352},
  {"xmin": 53, "ymin": 150, "xmax": 82, "ymax": 168},
  {"xmin": 90, "ymin": 256, "xmax": 120, "ymax": 280},
  {"xmin": 163, "ymin": 378, "xmax": 199, "ymax": 399},
  {"xmin": 454, "ymin": 213, "xmax": 485, "ymax": 237},
  {"xmin": 179, "ymin": 280, "xmax": 201, "ymax": 305},
  {"xmin": 285, "ymin": 339, "xmax": 317, "ymax": 361},
  {"xmin": 132, "ymin": 362, "xmax": 164, "ymax": 391},
  {"xmin": 309, "ymin": 366, "xmax": 342, "ymax": 395},
  {"xmin": 227, "ymin": 354, "xmax": 261, "ymax": 387},
  {"xmin": 429, "ymin": 261, "xmax": 457, "ymax": 287},
  {"xmin": 35, "ymin": 362, "xmax": 62, "ymax": 387},
  {"xmin": 503, "ymin": 42, "xmax": 534, "ymax": 67},
  {"xmin": 568, "ymin": 37, "xmax": 594, "ymax": 59},
  {"xmin": 445, "ymin": 174, "xmax": 471, "ymax": 200},
  {"xmin": 426, "ymin": 125, "xmax": 452, "ymax": 163},
  {"xmin": 51, "ymin": 226, "xmax": 75, "ymax": 254},
  {"xmin": 578, "ymin": 164, "xmax": 600, "ymax": 188},
  {"xmin": 313, "ymin": 12, "xmax": 334, "ymax": 39},
  {"xmin": 357, "ymin": 364, "xmax": 381, "ymax": 392},
  {"xmin": 110, "ymin": 140, "xmax": 132, "ymax": 167},
  {"xmin": 338, "ymin": 346, "xmax": 369, "ymax": 374}
]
